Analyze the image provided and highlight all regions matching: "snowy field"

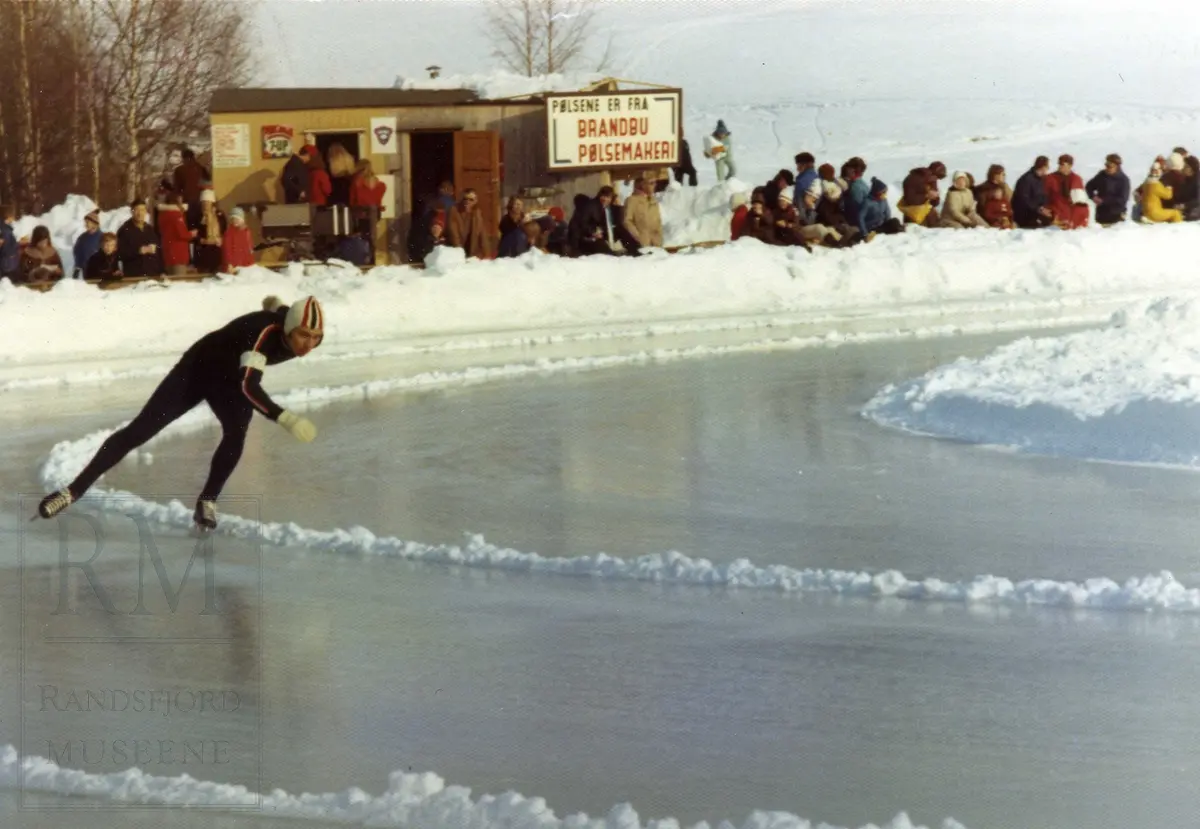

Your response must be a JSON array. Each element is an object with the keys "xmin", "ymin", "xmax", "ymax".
[{"xmin": 7, "ymin": 0, "xmax": 1200, "ymax": 827}]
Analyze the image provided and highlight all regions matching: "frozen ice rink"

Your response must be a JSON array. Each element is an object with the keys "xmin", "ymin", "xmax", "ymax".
[{"xmin": 6, "ymin": 325, "xmax": 1200, "ymax": 829}]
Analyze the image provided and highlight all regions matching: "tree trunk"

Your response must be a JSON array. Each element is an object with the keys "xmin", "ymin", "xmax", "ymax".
[
  {"xmin": 0, "ymin": 95, "xmax": 11, "ymax": 206},
  {"xmin": 15, "ymin": 0, "xmax": 38, "ymax": 210},
  {"xmin": 123, "ymin": 0, "xmax": 142, "ymax": 203},
  {"xmin": 88, "ymin": 88, "xmax": 101, "ymax": 205}
]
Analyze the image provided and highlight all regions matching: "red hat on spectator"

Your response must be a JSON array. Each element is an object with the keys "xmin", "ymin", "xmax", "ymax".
[
  {"xmin": 300, "ymin": 144, "xmax": 318, "ymax": 157},
  {"xmin": 548, "ymin": 206, "xmax": 565, "ymax": 223}
]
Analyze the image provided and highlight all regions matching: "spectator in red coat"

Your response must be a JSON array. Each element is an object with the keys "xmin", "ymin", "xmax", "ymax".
[
  {"xmin": 221, "ymin": 207, "xmax": 255, "ymax": 273},
  {"xmin": 157, "ymin": 192, "xmax": 197, "ymax": 276},
  {"xmin": 349, "ymin": 159, "xmax": 387, "ymax": 208},
  {"xmin": 730, "ymin": 192, "xmax": 750, "ymax": 239},
  {"xmin": 307, "ymin": 151, "xmax": 333, "ymax": 207},
  {"xmin": 1044, "ymin": 154, "xmax": 1089, "ymax": 228},
  {"xmin": 980, "ymin": 185, "xmax": 1014, "ymax": 229}
]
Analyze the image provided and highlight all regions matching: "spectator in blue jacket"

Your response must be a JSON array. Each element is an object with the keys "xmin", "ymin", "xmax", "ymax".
[
  {"xmin": 72, "ymin": 210, "xmax": 103, "ymax": 278},
  {"xmin": 793, "ymin": 152, "xmax": 820, "ymax": 205},
  {"xmin": 841, "ymin": 158, "xmax": 872, "ymax": 238},
  {"xmin": 1013, "ymin": 156, "xmax": 1054, "ymax": 228},
  {"xmin": 0, "ymin": 205, "xmax": 18, "ymax": 280},
  {"xmin": 1086, "ymin": 153, "xmax": 1131, "ymax": 225}
]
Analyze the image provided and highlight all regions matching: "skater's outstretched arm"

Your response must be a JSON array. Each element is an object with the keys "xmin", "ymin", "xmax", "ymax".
[{"xmin": 239, "ymin": 324, "xmax": 286, "ymax": 420}]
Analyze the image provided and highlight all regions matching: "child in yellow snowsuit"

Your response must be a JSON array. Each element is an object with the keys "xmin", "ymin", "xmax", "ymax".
[{"xmin": 1140, "ymin": 166, "xmax": 1183, "ymax": 223}]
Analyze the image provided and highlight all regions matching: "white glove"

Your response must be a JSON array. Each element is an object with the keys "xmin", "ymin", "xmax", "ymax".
[{"xmin": 277, "ymin": 410, "xmax": 317, "ymax": 443}]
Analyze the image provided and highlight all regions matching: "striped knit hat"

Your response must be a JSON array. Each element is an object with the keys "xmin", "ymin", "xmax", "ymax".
[{"xmin": 284, "ymin": 296, "xmax": 324, "ymax": 335}]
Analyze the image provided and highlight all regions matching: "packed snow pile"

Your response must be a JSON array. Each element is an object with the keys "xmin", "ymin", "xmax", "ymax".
[
  {"xmin": 5, "ymin": 221, "xmax": 1200, "ymax": 369},
  {"xmin": 658, "ymin": 178, "xmax": 752, "ymax": 248},
  {"xmin": 393, "ymin": 69, "xmax": 606, "ymax": 100},
  {"xmin": 863, "ymin": 295, "xmax": 1200, "ymax": 467}
]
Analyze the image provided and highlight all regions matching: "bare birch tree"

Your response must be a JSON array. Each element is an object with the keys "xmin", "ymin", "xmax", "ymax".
[
  {"xmin": 14, "ymin": 0, "xmax": 41, "ymax": 208},
  {"xmin": 99, "ymin": 0, "xmax": 252, "ymax": 201},
  {"xmin": 484, "ymin": 0, "xmax": 606, "ymax": 77}
]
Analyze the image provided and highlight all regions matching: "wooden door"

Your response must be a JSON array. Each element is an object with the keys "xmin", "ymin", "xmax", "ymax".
[{"xmin": 453, "ymin": 130, "xmax": 501, "ymax": 256}]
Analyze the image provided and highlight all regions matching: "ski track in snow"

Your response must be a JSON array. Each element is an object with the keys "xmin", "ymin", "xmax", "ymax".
[{"xmin": 31, "ymin": 323, "xmax": 1200, "ymax": 617}]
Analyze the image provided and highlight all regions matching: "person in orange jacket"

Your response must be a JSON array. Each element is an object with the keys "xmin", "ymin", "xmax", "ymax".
[{"xmin": 222, "ymin": 207, "xmax": 255, "ymax": 273}]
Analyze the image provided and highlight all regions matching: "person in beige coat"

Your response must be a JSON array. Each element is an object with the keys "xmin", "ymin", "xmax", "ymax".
[
  {"xmin": 939, "ymin": 171, "xmax": 989, "ymax": 228},
  {"xmin": 622, "ymin": 178, "xmax": 664, "ymax": 252},
  {"xmin": 448, "ymin": 189, "xmax": 487, "ymax": 258}
]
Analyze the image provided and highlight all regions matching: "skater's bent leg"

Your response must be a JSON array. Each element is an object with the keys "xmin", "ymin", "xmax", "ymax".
[
  {"xmin": 200, "ymin": 394, "xmax": 253, "ymax": 500},
  {"xmin": 69, "ymin": 366, "xmax": 201, "ymax": 497}
]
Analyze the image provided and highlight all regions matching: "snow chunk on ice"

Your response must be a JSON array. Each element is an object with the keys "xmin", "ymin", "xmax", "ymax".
[{"xmin": 863, "ymin": 294, "xmax": 1200, "ymax": 468}]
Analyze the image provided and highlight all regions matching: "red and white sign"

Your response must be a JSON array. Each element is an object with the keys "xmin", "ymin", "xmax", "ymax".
[
  {"xmin": 262, "ymin": 124, "xmax": 294, "ymax": 159},
  {"xmin": 545, "ymin": 90, "xmax": 681, "ymax": 171}
]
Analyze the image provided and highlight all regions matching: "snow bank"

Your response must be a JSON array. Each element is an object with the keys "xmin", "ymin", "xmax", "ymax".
[
  {"xmin": 6, "ymin": 222, "xmax": 1200, "ymax": 369},
  {"xmin": 393, "ymin": 69, "xmax": 606, "ymax": 100},
  {"xmin": 34, "ymin": 335, "xmax": 1200, "ymax": 616},
  {"xmin": 10, "ymin": 195, "xmax": 131, "ymax": 276},
  {"xmin": 1, "ymin": 745, "xmax": 966, "ymax": 829},
  {"xmin": 863, "ymin": 295, "xmax": 1200, "ymax": 467}
]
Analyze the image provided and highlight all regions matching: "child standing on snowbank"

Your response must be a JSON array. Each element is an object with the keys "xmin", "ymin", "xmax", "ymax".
[
  {"xmin": 704, "ymin": 120, "xmax": 735, "ymax": 182},
  {"xmin": 222, "ymin": 207, "xmax": 255, "ymax": 273}
]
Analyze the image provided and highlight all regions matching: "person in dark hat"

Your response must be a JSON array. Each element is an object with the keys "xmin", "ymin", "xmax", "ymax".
[
  {"xmin": 72, "ymin": 209, "xmax": 103, "ymax": 278},
  {"xmin": 37, "ymin": 295, "xmax": 327, "ymax": 531}
]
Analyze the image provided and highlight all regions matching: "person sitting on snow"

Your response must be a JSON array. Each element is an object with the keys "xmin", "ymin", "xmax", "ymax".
[
  {"xmin": 85, "ymin": 233, "xmax": 122, "ymax": 282},
  {"xmin": 1139, "ymin": 161, "xmax": 1183, "ymax": 223},
  {"xmin": 1085, "ymin": 154, "xmax": 1131, "ymax": 226},
  {"xmin": 1, "ymin": 205, "xmax": 20, "ymax": 281},
  {"xmin": 1044, "ymin": 154, "xmax": 1089, "ymax": 229},
  {"xmin": 72, "ymin": 210, "xmax": 103, "ymax": 279},
  {"xmin": 742, "ymin": 191, "xmax": 776, "ymax": 244},
  {"xmin": 793, "ymin": 152, "xmax": 821, "ymax": 207},
  {"xmin": 1012, "ymin": 156, "xmax": 1054, "ymax": 229},
  {"xmin": 730, "ymin": 192, "xmax": 750, "ymax": 240},
  {"xmin": 940, "ymin": 172, "xmax": 990, "ymax": 229},
  {"xmin": 980, "ymin": 185, "xmax": 1014, "ymax": 229}
]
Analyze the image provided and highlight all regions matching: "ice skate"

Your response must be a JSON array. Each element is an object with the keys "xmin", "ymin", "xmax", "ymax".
[
  {"xmin": 36, "ymin": 488, "xmax": 74, "ymax": 520},
  {"xmin": 194, "ymin": 498, "xmax": 218, "ymax": 532}
]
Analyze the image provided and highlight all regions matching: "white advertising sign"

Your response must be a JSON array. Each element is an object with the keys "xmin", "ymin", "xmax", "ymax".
[
  {"xmin": 545, "ymin": 90, "xmax": 681, "ymax": 170},
  {"xmin": 211, "ymin": 123, "xmax": 251, "ymax": 168},
  {"xmin": 371, "ymin": 117, "xmax": 398, "ymax": 154}
]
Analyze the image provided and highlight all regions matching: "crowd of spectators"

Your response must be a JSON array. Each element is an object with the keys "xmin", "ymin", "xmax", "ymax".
[
  {"xmin": 728, "ymin": 146, "xmax": 1200, "ymax": 250},
  {"xmin": 4, "ymin": 130, "xmax": 1199, "ymax": 286}
]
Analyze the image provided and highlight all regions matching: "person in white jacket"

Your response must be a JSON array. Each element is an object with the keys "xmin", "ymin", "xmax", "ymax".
[
  {"xmin": 939, "ymin": 171, "xmax": 989, "ymax": 228},
  {"xmin": 703, "ymin": 120, "xmax": 735, "ymax": 181}
]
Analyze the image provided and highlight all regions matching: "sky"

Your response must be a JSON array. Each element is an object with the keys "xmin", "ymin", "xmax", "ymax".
[{"xmin": 249, "ymin": 0, "xmax": 1200, "ymax": 106}]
